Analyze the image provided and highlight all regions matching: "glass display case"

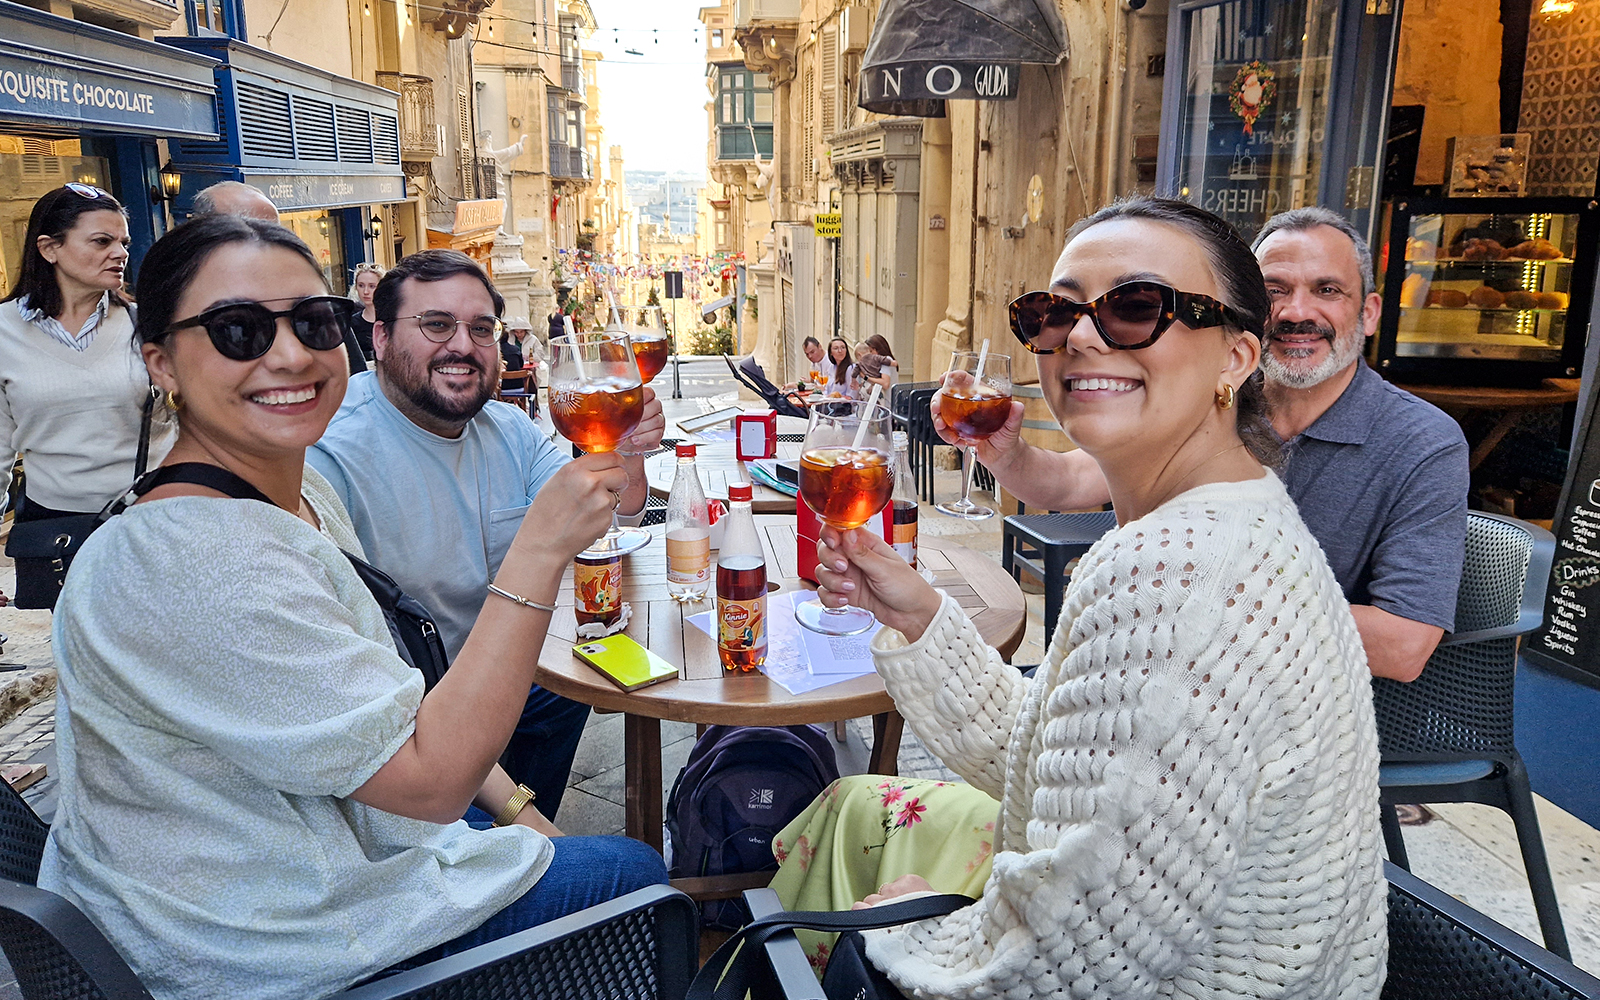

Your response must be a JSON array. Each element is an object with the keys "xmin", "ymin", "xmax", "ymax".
[{"xmin": 1375, "ymin": 196, "xmax": 1598, "ymax": 385}]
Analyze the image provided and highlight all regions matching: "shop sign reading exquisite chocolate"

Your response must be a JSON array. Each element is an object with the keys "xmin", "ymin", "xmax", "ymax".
[{"xmin": 0, "ymin": 17, "xmax": 217, "ymax": 139}]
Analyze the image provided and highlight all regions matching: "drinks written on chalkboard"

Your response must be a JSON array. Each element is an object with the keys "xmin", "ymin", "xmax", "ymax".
[{"xmin": 1527, "ymin": 370, "xmax": 1600, "ymax": 684}]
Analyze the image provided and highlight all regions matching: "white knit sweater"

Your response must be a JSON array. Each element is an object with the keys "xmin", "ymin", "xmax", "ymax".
[
  {"xmin": 0, "ymin": 300, "xmax": 173, "ymax": 511},
  {"xmin": 866, "ymin": 473, "xmax": 1386, "ymax": 1000}
]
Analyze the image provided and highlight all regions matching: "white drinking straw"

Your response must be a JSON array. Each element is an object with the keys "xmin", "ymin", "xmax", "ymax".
[
  {"xmin": 561, "ymin": 315, "xmax": 591, "ymax": 382},
  {"xmin": 851, "ymin": 383, "xmax": 884, "ymax": 450},
  {"xmin": 975, "ymin": 338, "xmax": 990, "ymax": 390}
]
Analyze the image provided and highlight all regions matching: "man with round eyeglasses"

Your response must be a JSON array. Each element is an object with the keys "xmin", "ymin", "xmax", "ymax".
[
  {"xmin": 308, "ymin": 249, "xmax": 665, "ymax": 821},
  {"xmin": 942, "ymin": 206, "xmax": 1467, "ymax": 683}
]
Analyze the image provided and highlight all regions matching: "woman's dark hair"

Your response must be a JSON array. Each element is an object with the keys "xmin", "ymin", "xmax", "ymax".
[
  {"xmin": 373, "ymin": 248, "xmax": 504, "ymax": 326},
  {"xmin": 1068, "ymin": 196, "xmax": 1280, "ymax": 468},
  {"xmin": 1, "ymin": 185, "xmax": 128, "ymax": 318},
  {"xmin": 864, "ymin": 334, "xmax": 895, "ymax": 360},
  {"xmin": 135, "ymin": 214, "xmax": 326, "ymax": 345},
  {"xmin": 829, "ymin": 337, "xmax": 852, "ymax": 385}
]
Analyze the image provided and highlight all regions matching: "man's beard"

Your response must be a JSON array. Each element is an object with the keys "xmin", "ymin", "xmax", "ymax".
[
  {"xmin": 1259, "ymin": 319, "xmax": 1365, "ymax": 389},
  {"xmin": 383, "ymin": 347, "xmax": 495, "ymax": 423}
]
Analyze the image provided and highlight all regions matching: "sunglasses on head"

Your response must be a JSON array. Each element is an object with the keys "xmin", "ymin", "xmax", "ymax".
[
  {"xmin": 162, "ymin": 296, "xmax": 357, "ymax": 361},
  {"xmin": 1009, "ymin": 280, "xmax": 1253, "ymax": 353},
  {"xmin": 63, "ymin": 182, "xmax": 112, "ymax": 201}
]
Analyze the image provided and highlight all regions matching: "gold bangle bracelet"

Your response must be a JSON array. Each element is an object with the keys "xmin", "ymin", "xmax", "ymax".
[
  {"xmin": 487, "ymin": 584, "xmax": 557, "ymax": 614},
  {"xmin": 493, "ymin": 784, "xmax": 538, "ymax": 827}
]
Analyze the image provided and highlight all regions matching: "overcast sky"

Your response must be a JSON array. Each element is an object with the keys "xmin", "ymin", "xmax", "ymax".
[{"xmin": 590, "ymin": 0, "xmax": 710, "ymax": 176}]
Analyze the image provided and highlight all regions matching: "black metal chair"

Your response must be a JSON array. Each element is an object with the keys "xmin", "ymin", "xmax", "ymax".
[
  {"xmin": 742, "ymin": 864, "xmax": 1600, "ymax": 1000},
  {"xmin": 721, "ymin": 356, "xmax": 808, "ymax": 418},
  {"xmin": 0, "ymin": 782, "xmax": 698, "ymax": 1000},
  {"xmin": 1382, "ymin": 862, "xmax": 1600, "ymax": 999},
  {"xmin": 1374, "ymin": 510, "xmax": 1568, "ymax": 959},
  {"xmin": 902, "ymin": 385, "xmax": 947, "ymax": 504},
  {"xmin": 1001, "ymin": 508, "xmax": 1118, "ymax": 649}
]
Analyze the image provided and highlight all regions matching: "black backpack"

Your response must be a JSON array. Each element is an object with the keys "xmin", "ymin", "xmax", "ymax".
[{"xmin": 666, "ymin": 724, "xmax": 839, "ymax": 928}]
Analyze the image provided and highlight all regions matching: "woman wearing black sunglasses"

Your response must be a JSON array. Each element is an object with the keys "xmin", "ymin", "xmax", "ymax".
[
  {"xmin": 38, "ymin": 215, "xmax": 667, "ymax": 1000},
  {"xmin": 769, "ymin": 198, "xmax": 1385, "ymax": 1000},
  {"xmin": 0, "ymin": 184, "xmax": 176, "ymax": 607}
]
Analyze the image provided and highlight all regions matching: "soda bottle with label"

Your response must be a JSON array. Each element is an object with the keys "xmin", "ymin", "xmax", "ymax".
[
  {"xmin": 574, "ymin": 551, "xmax": 623, "ymax": 630},
  {"xmin": 890, "ymin": 430, "xmax": 918, "ymax": 569},
  {"xmin": 666, "ymin": 443, "xmax": 711, "ymax": 603},
  {"xmin": 716, "ymin": 482, "xmax": 767, "ymax": 672}
]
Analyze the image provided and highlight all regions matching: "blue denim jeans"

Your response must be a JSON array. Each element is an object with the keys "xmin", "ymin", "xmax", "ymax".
[
  {"xmin": 502, "ymin": 685, "xmax": 590, "ymax": 819},
  {"xmin": 385, "ymin": 832, "xmax": 669, "ymax": 973}
]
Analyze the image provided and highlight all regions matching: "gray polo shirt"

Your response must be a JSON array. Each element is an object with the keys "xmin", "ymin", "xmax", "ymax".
[{"xmin": 1280, "ymin": 362, "xmax": 1469, "ymax": 631}]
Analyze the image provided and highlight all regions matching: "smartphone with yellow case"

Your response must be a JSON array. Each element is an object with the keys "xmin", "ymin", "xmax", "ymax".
[{"xmin": 573, "ymin": 635, "xmax": 680, "ymax": 692}]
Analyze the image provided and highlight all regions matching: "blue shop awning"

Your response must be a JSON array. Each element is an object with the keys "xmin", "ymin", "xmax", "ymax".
[
  {"xmin": 858, "ymin": 0, "xmax": 1068, "ymax": 117},
  {"xmin": 161, "ymin": 35, "xmax": 404, "ymax": 213},
  {"xmin": 0, "ymin": 0, "xmax": 219, "ymax": 138}
]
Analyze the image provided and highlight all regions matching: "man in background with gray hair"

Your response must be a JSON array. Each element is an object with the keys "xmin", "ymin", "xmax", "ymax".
[
  {"xmin": 935, "ymin": 205, "xmax": 1468, "ymax": 682},
  {"xmin": 190, "ymin": 180, "xmax": 281, "ymax": 223}
]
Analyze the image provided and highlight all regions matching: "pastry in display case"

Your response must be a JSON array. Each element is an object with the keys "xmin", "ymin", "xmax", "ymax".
[{"xmin": 1376, "ymin": 197, "xmax": 1598, "ymax": 385}]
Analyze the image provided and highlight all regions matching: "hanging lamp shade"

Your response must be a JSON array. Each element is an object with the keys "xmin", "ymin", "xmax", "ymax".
[{"xmin": 858, "ymin": 0, "xmax": 1069, "ymax": 117}]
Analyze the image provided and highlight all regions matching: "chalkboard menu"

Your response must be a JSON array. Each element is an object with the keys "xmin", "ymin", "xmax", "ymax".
[{"xmin": 1526, "ymin": 378, "xmax": 1600, "ymax": 684}]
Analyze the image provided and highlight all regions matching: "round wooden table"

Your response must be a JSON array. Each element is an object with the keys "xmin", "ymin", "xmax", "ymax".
[
  {"xmin": 1395, "ymin": 378, "xmax": 1580, "ymax": 471},
  {"xmin": 532, "ymin": 516, "xmax": 1027, "ymax": 884}
]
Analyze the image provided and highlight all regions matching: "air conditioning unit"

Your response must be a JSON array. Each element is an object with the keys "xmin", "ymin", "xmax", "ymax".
[{"xmin": 840, "ymin": 8, "xmax": 869, "ymax": 55}]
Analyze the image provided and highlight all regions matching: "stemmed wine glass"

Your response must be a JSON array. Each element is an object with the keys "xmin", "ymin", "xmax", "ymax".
[
  {"xmin": 629, "ymin": 316, "xmax": 670, "ymax": 386},
  {"xmin": 935, "ymin": 351, "xmax": 1013, "ymax": 520},
  {"xmin": 795, "ymin": 399, "xmax": 895, "ymax": 635},
  {"xmin": 548, "ymin": 331, "xmax": 653, "ymax": 557}
]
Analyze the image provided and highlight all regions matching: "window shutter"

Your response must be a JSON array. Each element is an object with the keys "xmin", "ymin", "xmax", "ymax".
[
  {"xmin": 820, "ymin": 28, "xmax": 837, "ymax": 142},
  {"xmin": 801, "ymin": 59, "xmax": 815, "ymax": 183},
  {"xmin": 456, "ymin": 88, "xmax": 473, "ymax": 178}
]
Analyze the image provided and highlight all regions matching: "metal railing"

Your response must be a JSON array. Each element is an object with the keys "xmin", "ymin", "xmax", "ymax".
[{"xmin": 375, "ymin": 71, "xmax": 438, "ymax": 160}]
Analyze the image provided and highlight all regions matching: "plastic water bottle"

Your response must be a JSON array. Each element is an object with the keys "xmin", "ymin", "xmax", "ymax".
[{"xmin": 665, "ymin": 443, "xmax": 711, "ymax": 603}]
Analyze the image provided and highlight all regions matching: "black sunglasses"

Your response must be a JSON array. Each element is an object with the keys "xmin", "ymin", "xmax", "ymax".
[
  {"xmin": 162, "ymin": 296, "xmax": 357, "ymax": 361},
  {"xmin": 64, "ymin": 182, "xmax": 113, "ymax": 200},
  {"xmin": 1009, "ymin": 281, "xmax": 1253, "ymax": 353}
]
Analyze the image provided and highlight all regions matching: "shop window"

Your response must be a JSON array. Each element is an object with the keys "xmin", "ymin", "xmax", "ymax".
[
  {"xmin": 1168, "ymin": 0, "xmax": 1338, "ymax": 240},
  {"xmin": 281, "ymin": 211, "xmax": 347, "ymax": 294},
  {"xmin": 0, "ymin": 149, "xmax": 109, "ymax": 298}
]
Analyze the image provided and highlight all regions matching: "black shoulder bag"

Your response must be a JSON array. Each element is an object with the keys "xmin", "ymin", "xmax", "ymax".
[
  {"xmin": 5, "ymin": 385, "xmax": 159, "ymax": 610},
  {"xmin": 687, "ymin": 892, "xmax": 972, "ymax": 1000},
  {"xmin": 124, "ymin": 463, "xmax": 451, "ymax": 690}
]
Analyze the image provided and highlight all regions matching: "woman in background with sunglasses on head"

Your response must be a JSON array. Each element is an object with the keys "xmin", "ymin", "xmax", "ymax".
[
  {"xmin": 349, "ymin": 261, "xmax": 383, "ymax": 362},
  {"xmin": 39, "ymin": 215, "xmax": 666, "ymax": 1000},
  {"xmin": 769, "ymin": 197, "xmax": 1385, "ymax": 1000},
  {"xmin": 0, "ymin": 185, "xmax": 176, "ymax": 607}
]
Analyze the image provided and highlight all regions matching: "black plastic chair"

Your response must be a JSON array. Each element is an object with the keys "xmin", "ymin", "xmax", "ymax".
[
  {"xmin": 1001, "ymin": 509, "xmax": 1118, "ymax": 648},
  {"xmin": 0, "ymin": 779, "xmax": 699, "ymax": 999},
  {"xmin": 1374, "ymin": 510, "xmax": 1568, "ymax": 959},
  {"xmin": 721, "ymin": 356, "xmax": 808, "ymax": 418},
  {"xmin": 902, "ymin": 386, "xmax": 946, "ymax": 504},
  {"xmin": 743, "ymin": 865, "xmax": 1600, "ymax": 1000}
]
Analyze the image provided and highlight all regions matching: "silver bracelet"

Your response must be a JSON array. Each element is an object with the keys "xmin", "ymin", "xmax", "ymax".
[{"xmin": 487, "ymin": 583, "xmax": 557, "ymax": 614}]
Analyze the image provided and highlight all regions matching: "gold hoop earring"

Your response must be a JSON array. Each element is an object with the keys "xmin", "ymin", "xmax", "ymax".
[
  {"xmin": 1215, "ymin": 384, "xmax": 1236, "ymax": 410},
  {"xmin": 165, "ymin": 389, "xmax": 183, "ymax": 413}
]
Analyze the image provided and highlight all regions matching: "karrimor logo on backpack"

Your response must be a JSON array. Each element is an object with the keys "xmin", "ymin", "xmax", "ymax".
[{"xmin": 667, "ymin": 725, "xmax": 840, "ymax": 928}]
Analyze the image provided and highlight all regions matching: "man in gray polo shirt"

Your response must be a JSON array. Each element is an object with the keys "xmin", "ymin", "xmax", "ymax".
[{"xmin": 938, "ymin": 206, "xmax": 1468, "ymax": 681}]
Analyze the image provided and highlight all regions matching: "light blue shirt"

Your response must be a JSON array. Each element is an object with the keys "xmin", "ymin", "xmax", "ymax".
[
  {"xmin": 308, "ymin": 371, "xmax": 571, "ymax": 660},
  {"xmin": 41, "ymin": 471, "xmax": 549, "ymax": 1000}
]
